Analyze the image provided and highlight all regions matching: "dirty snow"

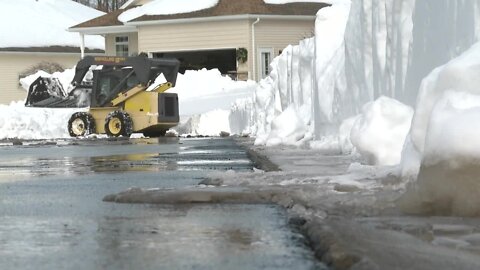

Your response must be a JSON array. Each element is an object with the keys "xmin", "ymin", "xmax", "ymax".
[
  {"xmin": 399, "ymin": 42, "xmax": 480, "ymax": 217},
  {"xmin": 0, "ymin": 0, "xmax": 104, "ymax": 49}
]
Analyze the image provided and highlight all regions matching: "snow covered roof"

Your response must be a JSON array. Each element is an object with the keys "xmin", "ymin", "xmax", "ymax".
[
  {"xmin": 71, "ymin": 0, "xmax": 329, "ymax": 30},
  {"xmin": 0, "ymin": 0, "xmax": 105, "ymax": 51}
]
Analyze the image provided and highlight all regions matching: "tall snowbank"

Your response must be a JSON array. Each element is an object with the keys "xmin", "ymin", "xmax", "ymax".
[
  {"xmin": 232, "ymin": 0, "xmax": 480, "ymax": 162},
  {"xmin": 251, "ymin": 40, "xmax": 315, "ymax": 145},
  {"xmin": 350, "ymin": 97, "xmax": 413, "ymax": 166},
  {"xmin": 399, "ymin": 42, "xmax": 480, "ymax": 216},
  {"xmin": 0, "ymin": 0, "xmax": 104, "ymax": 49},
  {"xmin": 237, "ymin": 3, "xmax": 351, "ymax": 146}
]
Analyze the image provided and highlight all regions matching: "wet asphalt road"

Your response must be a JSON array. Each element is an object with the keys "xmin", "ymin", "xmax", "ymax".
[{"xmin": 0, "ymin": 137, "xmax": 323, "ymax": 270}]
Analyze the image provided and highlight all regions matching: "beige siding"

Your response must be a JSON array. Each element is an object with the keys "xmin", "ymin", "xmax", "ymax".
[
  {"xmin": 105, "ymin": 32, "xmax": 139, "ymax": 56},
  {"xmin": 0, "ymin": 53, "xmax": 83, "ymax": 104},
  {"xmin": 138, "ymin": 20, "xmax": 250, "ymax": 53},
  {"xmin": 253, "ymin": 18, "xmax": 315, "ymax": 79},
  {"xmin": 255, "ymin": 19, "xmax": 314, "ymax": 55},
  {"xmin": 102, "ymin": 18, "xmax": 314, "ymax": 82}
]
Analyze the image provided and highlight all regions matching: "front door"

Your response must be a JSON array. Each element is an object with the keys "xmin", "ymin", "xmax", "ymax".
[{"xmin": 258, "ymin": 48, "xmax": 274, "ymax": 80}]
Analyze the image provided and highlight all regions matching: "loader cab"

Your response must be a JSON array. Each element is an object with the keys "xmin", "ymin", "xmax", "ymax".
[{"xmin": 90, "ymin": 67, "xmax": 140, "ymax": 107}]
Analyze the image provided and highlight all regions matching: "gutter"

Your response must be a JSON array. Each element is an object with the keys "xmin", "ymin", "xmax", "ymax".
[
  {"xmin": 69, "ymin": 25, "xmax": 137, "ymax": 35},
  {"xmin": 251, "ymin": 18, "xmax": 260, "ymax": 81},
  {"xmin": 125, "ymin": 14, "xmax": 315, "ymax": 27}
]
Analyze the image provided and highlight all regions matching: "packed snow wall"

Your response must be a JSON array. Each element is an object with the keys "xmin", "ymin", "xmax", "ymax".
[{"xmin": 239, "ymin": 0, "xmax": 480, "ymax": 152}]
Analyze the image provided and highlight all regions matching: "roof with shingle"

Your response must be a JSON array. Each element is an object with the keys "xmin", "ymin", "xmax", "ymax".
[{"xmin": 71, "ymin": 0, "xmax": 329, "ymax": 29}]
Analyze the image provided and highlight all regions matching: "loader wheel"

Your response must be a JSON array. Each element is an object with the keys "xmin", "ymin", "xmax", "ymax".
[
  {"xmin": 68, "ymin": 112, "xmax": 95, "ymax": 137},
  {"xmin": 105, "ymin": 111, "xmax": 133, "ymax": 138}
]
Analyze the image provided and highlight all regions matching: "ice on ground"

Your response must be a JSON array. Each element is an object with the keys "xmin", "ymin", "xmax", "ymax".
[
  {"xmin": 400, "ymin": 42, "xmax": 480, "ymax": 216},
  {"xmin": 118, "ymin": 0, "xmax": 219, "ymax": 22},
  {"xmin": 350, "ymin": 97, "xmax": 413, "ymax": 166},
  {"xmin": 0, "ymin": 0, "xmax": 104, "ymax": 49}
]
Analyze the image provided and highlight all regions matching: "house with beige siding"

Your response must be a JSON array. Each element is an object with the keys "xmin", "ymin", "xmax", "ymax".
[
  {"xmin": 0, "ymin": 0, "xmax": 104, "ymax": 105},
  {"xmin": 70, "ymin": 0, "xmax": 327, "ymax": 81},
  {"xmin": 0, "ymin": 47, "xmax": 103, "ymax": 104}
]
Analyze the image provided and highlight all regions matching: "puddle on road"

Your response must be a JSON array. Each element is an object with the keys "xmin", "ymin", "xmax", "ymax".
[
  {"xmin": 0, "ymin": 138, "xmax": 325, "ymax": 269},
  {"xmin": 0, "ymin": 138, "xmax": 253, "ymax": 180},
  {"xmin": 0, "ymin": 204, "xmax": 324, "ymax": 270}
]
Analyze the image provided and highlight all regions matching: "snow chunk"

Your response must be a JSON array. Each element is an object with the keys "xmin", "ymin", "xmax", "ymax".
[
  {"xmin": 119, "ymin": 0, "xmax": 219, "ymax": 22},
  {"xmin": 399, "ymin": 42, "xmax": 480, "ymax": 217},
  {"xmin": 20, "ymin": 69, "xmax": 76, "ymax": 93},
  {"xmin": 0, "ymin": 0, "xmax": 104, "ymax": 49},
  {"xmin": 260, "ymin": 105, "xmax": 308, "ymax": 147},
  {"xmin": 350, "ymin": 97, "xmax": 413, "ymax": 166}
]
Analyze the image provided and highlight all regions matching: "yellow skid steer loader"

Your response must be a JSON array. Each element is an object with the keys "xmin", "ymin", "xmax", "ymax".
[{"xmin": 25, "ymin": 55, "xmax": 180, "ymax": 138}]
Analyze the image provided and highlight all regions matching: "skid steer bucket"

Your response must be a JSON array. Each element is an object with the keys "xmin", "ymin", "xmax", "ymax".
[{"xmin": 25, "ymin": 77, "xmax": 88, "ymax": 108}]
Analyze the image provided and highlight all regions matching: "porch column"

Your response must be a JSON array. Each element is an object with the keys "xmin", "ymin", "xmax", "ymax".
[{"xmin": 80, "ymin": 33, "xmax": 85, "ymax": 59}]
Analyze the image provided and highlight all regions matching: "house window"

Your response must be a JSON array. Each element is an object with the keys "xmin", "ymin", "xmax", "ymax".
[
  {"xmin": 258, "ymin": 48, "xmax": 273, "ymax": 80},
  {"xmin": 115, "ymin": 36, "xmax": 129, "ymax": 56}
]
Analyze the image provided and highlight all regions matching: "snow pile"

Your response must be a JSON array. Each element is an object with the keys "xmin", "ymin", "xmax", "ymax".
[
  {"xmin": 399, "ymin": 42, "xmax": 480, "ymax": 216},
  {"xmin": 175, "ymin": 109, "xmax": 231, "ymax": 136},
  {"xmin": 0, "ymin": 101, "xmax": 82, "ymax": 140},
  {"xmin": 231, "ymin": 3, "xmax": 350, "ymax": 147},
  {"xmin": 171, "ymin": 69, "xmax": 256, "ymax": 136},
  {"xmin": 263, "ymin": 105, "xmax": 309, "ymax": 147},
  {"xmin": 0, "ymin": 0, "xmax": 104, "ymax": 49},
  {"xmin": 19, "ymin": 68, "xmax": 76, "ymax": 92},
  {"xmin": 349, "ymin": 97, "xmax": 413, "ymax": 166},
  {"xmin": 171, "ymin": 69, "xmax": 256, "ymax": 117},
  {"xmin": 119, "ymin": 0, "xmax": 219, "ymax": 22}
]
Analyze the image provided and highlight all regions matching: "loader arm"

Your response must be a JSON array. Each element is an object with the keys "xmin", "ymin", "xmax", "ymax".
[{"xmin": 25, "ymin": 55, "xmax": 180, "ymax": 108}]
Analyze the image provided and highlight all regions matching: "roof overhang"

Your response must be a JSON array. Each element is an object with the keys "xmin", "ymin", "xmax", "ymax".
[
  {"xmin": 68, "ymin": 14, "xmax": 315, "ymax": 35},
  {"xmin": 126, "ymin": 14, "xmax": 316, "ymax": 27},
  {"xmin": 69, "ymin": 25, "xmax": 137, "ymax": 35}
]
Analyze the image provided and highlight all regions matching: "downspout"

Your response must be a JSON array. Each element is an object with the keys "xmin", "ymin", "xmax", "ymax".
[
  {"xmin": 251, "ymin": 17, "xmax": 260, "ymax": 81},
  {"xmin": 80, "ymin": 33, "xmax": 85, "ymax": 59}
]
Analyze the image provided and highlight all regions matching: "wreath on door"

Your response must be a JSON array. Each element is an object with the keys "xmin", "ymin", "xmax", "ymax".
[{"xmin": 236, "ymin": 48, "xmax": 248, "ymax": 63}]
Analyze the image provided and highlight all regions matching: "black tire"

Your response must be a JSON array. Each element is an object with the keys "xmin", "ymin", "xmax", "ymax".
[
  {"xmin": 143, "ymin": 129, "xmax": 167, "ymax": 138},
  {"xmin": 105, "ymin": 111, "xmax": 133, "ymax": 138},
  {"xmin": 68, "ymin": 112, "xmax": 95, "ymax": 137}
]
